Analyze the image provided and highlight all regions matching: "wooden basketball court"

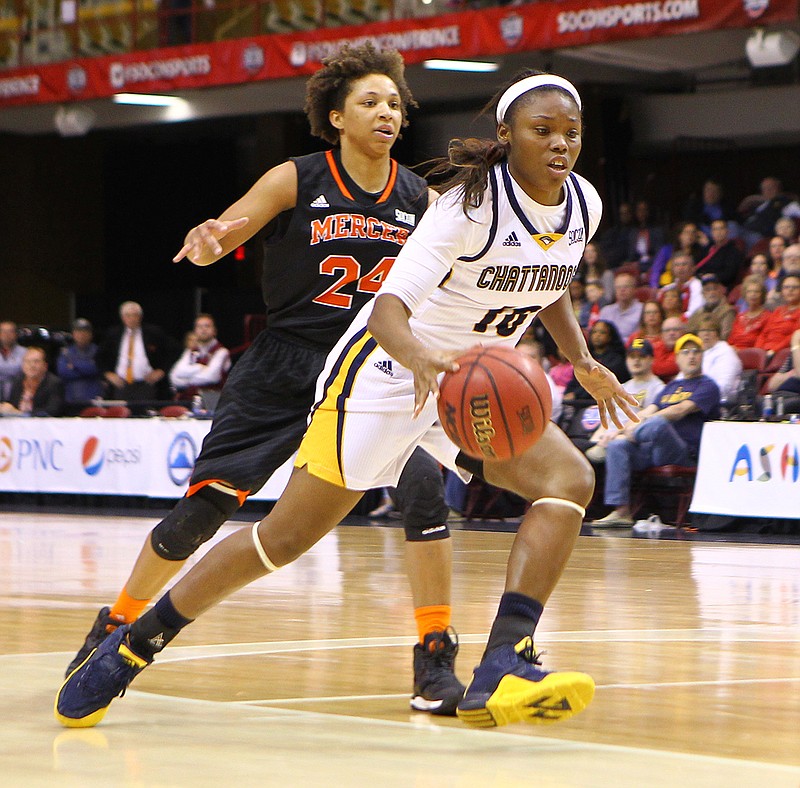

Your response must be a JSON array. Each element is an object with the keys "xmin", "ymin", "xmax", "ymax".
[{"xmin": 2, "ymin": 511, "xmax": 799, "ymax": 786}]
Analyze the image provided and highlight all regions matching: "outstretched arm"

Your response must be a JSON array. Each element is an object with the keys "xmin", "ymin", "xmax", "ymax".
[{"xmin": 173, "ymin": 161, "xmax": 298, "ymax": 266}]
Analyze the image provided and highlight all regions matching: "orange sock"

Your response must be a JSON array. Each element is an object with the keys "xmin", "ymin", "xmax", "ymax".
[
  {"xmin": 109, "ymin": 587, "xmax": 151, "ymax": 625},
  {"xmin": 414, "ymin": 604, "xmax": 451, "ymax": 643}
]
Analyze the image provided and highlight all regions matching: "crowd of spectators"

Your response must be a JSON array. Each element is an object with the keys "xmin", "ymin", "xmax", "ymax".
[{"xmin": 0, "ymin": 303, "xmax": 231, "ymax": 417}]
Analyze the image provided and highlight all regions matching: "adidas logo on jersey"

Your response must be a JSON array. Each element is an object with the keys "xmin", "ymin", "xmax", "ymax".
[
  {"xmin": 502, "ymin": 232, "xmax": 522, "ymax": 247},
  {"xmin": 374, "ymin": 359, "xmax": 394, "ymax": 377},
  {"xmin": 310, "ymin": 194, "xmax": 330, "ymax": 208}
]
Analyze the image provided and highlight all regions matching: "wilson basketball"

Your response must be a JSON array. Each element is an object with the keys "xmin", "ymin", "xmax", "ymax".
[{"xmin": 437, "ymin": 345, "xmax": 552, "ymax": 462}]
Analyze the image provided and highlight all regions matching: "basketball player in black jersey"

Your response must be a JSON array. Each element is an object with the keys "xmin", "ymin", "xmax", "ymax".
[{"xmin": 63, "ymin": 44, "xmax": 464, "ymax": 717}]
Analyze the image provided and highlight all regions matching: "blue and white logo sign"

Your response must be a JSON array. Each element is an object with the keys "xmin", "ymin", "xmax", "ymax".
[{"xmin": 167, "ymin": 431, "xmax": 197, "ymax": 486}]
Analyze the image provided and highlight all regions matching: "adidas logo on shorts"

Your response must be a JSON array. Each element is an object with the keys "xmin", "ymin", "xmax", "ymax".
[
  {"xmin": 374, "ymin": 359, "xmax": 394, "ymax": 377},
  {"xmin": 502, "ymin": 232, "xmax": 522, "ymax": 247},
  {"xmin": 310, "ymin": 194, "xmax": 330, "ymax": 208}
]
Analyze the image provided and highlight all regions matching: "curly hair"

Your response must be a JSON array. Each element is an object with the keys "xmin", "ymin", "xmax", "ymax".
[
  {"xmin": 304, "ymin": 43, "xmax": 417, "ymax": 146},
  {"xmin": 425, "ymin": 69, "xmax": 581, "ymax": 217}
]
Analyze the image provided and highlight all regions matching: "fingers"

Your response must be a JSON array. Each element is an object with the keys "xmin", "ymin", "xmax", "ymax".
[{"xmin": 173, "ymin": 217, "xmax": 249, "ymax": 264}]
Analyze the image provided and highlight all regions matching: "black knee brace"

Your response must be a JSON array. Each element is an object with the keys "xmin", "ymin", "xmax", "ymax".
[
  {"xmin": 393, "ymin": 448, "xmax": 451, "ymax": 542},
  {"xmin": 150, "ymin": 485, "xmax": 242, "ymax": 560}
]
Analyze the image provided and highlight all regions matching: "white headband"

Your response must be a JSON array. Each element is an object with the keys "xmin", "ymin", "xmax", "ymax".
[{"xmin": 495, "ymin": 75, "xmax": 582, "ymax": 125}]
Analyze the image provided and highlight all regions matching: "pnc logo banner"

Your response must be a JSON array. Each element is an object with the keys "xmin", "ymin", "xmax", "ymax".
[{"xmin": 0, "ymin": 436, "xmax": 11, "ymax": 473}]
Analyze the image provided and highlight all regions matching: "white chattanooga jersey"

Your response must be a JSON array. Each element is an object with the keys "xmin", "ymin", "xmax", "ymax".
[
  {"xmin": 378, "ymin": 162, "xmax": 602, "ymax": 351},
  {"xmin": 297, "ymin": 164, "xmax": 602, "ymax": 488}
]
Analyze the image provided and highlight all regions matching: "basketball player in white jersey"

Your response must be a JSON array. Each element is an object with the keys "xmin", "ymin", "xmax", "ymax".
[{"xmin": 57, "ymin": 71, "xmax": 637, "ymax": 730}]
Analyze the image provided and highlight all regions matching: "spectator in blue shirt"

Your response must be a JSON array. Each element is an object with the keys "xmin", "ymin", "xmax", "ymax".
[
  {"xmin": 56, "ymin": 318, "xmax": 103, "ymax": 404},
  {"xmin": 592, "ymin": 333, "xmax": 720, "ymax": 527}
]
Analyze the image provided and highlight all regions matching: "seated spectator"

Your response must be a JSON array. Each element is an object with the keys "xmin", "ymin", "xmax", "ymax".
[
  {"xmin": 626, "ymin": 199, "xmax": 666, "ymax": 273},
  {"xmin": 0, "ymin": 320, "xmax": 26, "ymax": 401},
  {"xmin": 747, "ymin": 252, "xmax": 779, "ymax": 303},
  {"xmin": 578, "ymin": 279, "xmax": 606, "ymax": 329},
  {"xmin": 728, "ymin": 276, "xmax": 770, "ymax": 349},
  {"xmin": 568, "ymin": 277, "xmax": 587, "ymax": 324},
  {"xmin": 682, "ymin": 178, "xmax": 737, "ymax": 237},
  {"xmin": 591, "ymin": 333, "xmax": 720, "ymax": 527},
  {"xmin": 685, "ymin": 273, "xmax": 735, "ymax": 339},
  {"xmin": 774, "ymin": 216, "xmax": 798, "ymax": 246},
  {"xmin": 0, "ymin": 346, "xmax": 64, "ymax": 416},
  {"xmin": 585, "ymin": 338, "xmax": 665, "ymax": 463},
  {"xmin": 738, "ymin": 176, "xmax": 794, "ymax": 250},
  {"xmin": 693, "ymin": 219, "xmax": 745, "ymax": 289},
  {"xmin": 516, "ymin": 333, "xmax": 562, "ymax": 424},
  {"xmin": 756, "ymin": 273, "xmax": 800, "ymax": 357},
  {"xmin": 598, "ymin": 201, "xmax": 635, "ymax": 269},
  {"xmin": 549, "ymin": 348, "xmax": 574, "ymax": 392},
  {"xmin": 693, "ymin": 316, "xmax": 742, "ymax": 403},
  {"xmin": 665, "ymin": 253, "xmax": 703, "ymax": 317},
  {"xmin": 765, "ymin": 329, "xmax": 800, "ymax": 406},
  {"xmin": 56, "ymin": 318, "xmax": 103, "ymax": 405},
  {"xmin": 773, "ymin": 242, "xmax": 800, "ymax": 299},
  {"xmin": 564, "ymin": 319, "xmax": 629, "ymax": 401},
  {"xmin": 628, "ymin": 299, "xmax": 665, "ymax": 346},
  {"xmin": 98, "ymin": 301, "xmax": 175, "ymax": 401},
  {"xmin": 649, "ymin": 221, "xmax": 708, "ymax": 287},
  {"xmin": 659, "ymin": 285, "xmax": 686, "ymax": 323},
  {"xmin": 169, "ymin": 313, "xmax": 231, "ymax": 409},
  {"xmin": 653, "ymin": 316, "xmax": 685, "ymax": 381},
  {"xmin": 580, "ymin": 241, "xmax": 615, "ymax": 296},
  {"xmin": 598, "ymin": 272, "xmax": 643, "ymax": 343}
]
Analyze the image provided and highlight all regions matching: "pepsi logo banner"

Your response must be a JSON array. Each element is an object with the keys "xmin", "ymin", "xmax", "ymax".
[
  {"xmin": 690, "ymin": 421, "xmax": 800, "ymax": 518},
  {"xmin": 1, "ymin": 0, "xmax": 797, "ymax": 107},
  {"xmin": 0, "ymin": 418, "xmax": 292, "ymax": 500}
]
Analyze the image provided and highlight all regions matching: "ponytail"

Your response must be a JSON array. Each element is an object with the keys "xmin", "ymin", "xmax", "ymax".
[{"xmin": 424, "ymin": 138, "xmax": 508, "ymax": 218}]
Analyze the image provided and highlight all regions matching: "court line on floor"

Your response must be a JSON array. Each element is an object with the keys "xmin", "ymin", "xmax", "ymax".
[
  {"xmin": 5, "ymin": 625, "xmax": 800, "ymax": 662},
  {"xmin": 100, "ymin": 688, "xmax": 800, "ymax": 776}
]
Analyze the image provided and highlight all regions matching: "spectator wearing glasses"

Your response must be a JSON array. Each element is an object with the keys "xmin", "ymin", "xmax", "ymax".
[
  {"xmin": 756, "ymin": 273, "xmax": 800, "ymax": 357},
  {"xmin": 592, "ymin": 333, "xmax": 720, "ymax": 527}
]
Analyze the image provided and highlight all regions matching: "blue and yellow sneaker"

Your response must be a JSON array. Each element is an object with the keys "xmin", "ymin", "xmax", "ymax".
[
  {"xmin": 410, "ymin": 628, "xmax": 465, "ymax": 716},
  {"xmin": 457, "ymin": 637, "xmax": 595, "ymax": 728},
  {"xmin": 64, "ymin": 606, "xmax": 123, "ymax": 678},
  {"xmin": 55, "ymin": 625, "xmax": 150, "ymax": 728}
]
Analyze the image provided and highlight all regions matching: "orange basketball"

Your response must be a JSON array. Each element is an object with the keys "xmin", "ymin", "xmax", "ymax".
[{"xmin": 437, "ymin": 345, "xmax": 552, "ymax": 462}]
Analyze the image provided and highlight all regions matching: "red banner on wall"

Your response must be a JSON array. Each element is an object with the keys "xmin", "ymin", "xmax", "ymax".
[{"xmin": 0, "ymin": 0, "xmax": 796, "ymax": 107}]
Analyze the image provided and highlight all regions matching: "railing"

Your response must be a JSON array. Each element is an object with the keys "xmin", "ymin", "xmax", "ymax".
[{"xmin": 0, "ymin": 0, "xmax": 464, "ymax": 70}]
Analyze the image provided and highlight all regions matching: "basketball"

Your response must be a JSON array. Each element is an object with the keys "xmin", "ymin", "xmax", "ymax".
[{"xmin": 437, "ymin": 345, "xmax": 552, "ymax": 462}]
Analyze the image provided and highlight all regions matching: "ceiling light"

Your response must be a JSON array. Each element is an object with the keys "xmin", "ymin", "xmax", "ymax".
[
  {"xmin": 423, "ymin": 59, "xmax": 500, "ymax": 73},
  {"xmin": 113, "ymin": 93, "xmax": 187, "ymax": 106},
  {"xmin": 745, "ymin": 29, "xmax": 800, "ymax": 68}
]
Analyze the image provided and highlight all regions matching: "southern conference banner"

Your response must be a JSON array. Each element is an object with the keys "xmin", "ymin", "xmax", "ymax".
[
  {"xmin": 690, "ymin": 421, "xmax": 800, "ymax": 518},
  {"xmin": 0, "ymin": 417, "xmax": 292, "ymax": 500},
  {"xmin": 1, "ymin": 0, "xmax": 797, "ymax": 106}
]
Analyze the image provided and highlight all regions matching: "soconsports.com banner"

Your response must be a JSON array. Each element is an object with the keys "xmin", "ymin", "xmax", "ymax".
[
  {"xmin": 690, "ymin": 421, "xmax": 800, "ymax": 519},
  {"xmin": 0, "ymin": 0, "xmax": 796, "ymax": 107}
]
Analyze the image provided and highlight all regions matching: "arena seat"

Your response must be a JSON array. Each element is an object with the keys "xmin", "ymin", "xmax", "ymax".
[
  {"xmin": 630, "ymin": 465, "xmax": 697, "ymax": 528},
  {"xmin": 159, "ymin": 405, "xmax": 190, "ymax": 418},
  {"xmin": 759, "ymin": 347, "xmax": 792, "ymax": 393},
  {"xmin": 78, "ymin": 406, "xmax": 107, "ymax": 418},
  {"xmin": 736, "ymin": 346, "xmax": 766, "ymax": 372},
  {"xmin": 102, "ymin": 405, "xmax": 131, "ymax": 418}
]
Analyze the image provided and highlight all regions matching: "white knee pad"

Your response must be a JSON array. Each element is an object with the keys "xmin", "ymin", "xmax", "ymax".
[{"xmin": 251, "ymin": 522, "xmax": 280, "ymax": 572}]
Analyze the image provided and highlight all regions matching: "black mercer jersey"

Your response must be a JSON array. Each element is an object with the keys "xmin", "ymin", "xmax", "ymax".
[{"xmin": 261, "ymin": 149, "xmax": 429, "ymax": 350}]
